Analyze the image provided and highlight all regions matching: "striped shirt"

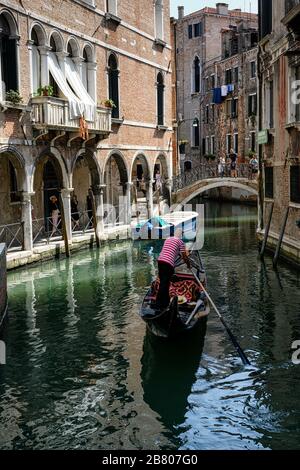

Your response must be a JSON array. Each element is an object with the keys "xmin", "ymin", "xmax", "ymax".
[{"xmin": 158, "ymin": 237, "xmax": 186, "ymax": 268}]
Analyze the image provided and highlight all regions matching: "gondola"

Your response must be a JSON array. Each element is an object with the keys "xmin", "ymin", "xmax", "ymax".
[{"xmin": 140, "ymin": 250, "xmax": 210, "ymax": 338}]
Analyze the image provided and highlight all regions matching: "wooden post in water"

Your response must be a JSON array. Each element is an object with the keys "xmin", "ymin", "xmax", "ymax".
[
  {"xmin": 89, "ymin": 189, "xmax": 100, "ymax": 248},
  {"xmin": 273, "ymin": 207, "xmax": 290, "ymax": 269},
  {"xmin": 260, "ymin": 202, "xmax": 274, "ymax": 258},
  {"xmin": 59, "ymin": 193, "xmax": 70, "ymax": 258}
]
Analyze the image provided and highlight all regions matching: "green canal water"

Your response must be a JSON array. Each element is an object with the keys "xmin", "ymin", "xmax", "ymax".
[{"xmin": 1, "ymin": 201, "xmax": 300, "ymax": 450}]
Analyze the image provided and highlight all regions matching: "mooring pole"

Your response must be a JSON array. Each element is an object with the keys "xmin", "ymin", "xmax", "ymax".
[
  {"xmin": 59, "ymin": 193, "xmax": 70, "ymax": 258},
  {"xmin": 260, "ymin": 202, "xmax": 274, "ymax": 258},
  {"xmin": 273, "ymin": 207, "xmax": 290, "ymax": 269}
]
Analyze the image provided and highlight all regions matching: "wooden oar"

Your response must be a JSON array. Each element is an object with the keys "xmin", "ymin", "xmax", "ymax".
[
  {"xmin": 185, "ymin": 299, "xmax": 204, "ymax": 326},
  {"xmin": 190, "ymin": 269, "xmax": 251, "ymax": 366}
]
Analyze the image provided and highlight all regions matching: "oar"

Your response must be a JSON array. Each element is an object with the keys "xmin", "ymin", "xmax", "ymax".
[
  {"xmin": 186, "ymin": 298, "xmax": 204, "ymax": 326},
  {"xmin": 190, "ymin": 269, "xmax": 251, "ymax": 366}
]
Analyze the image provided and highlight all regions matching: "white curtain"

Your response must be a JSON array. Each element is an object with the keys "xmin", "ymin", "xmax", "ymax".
[
  {"xmin": 48, "ymin": 52, "xmax": 94, "ymax": 121},
  {"xmin": 65, "ymin": 57, "xmax": 95, "ymax": 121},
  {"xmin": 32, "ymin": 45, "xmax": 41, "ymax": 93}
]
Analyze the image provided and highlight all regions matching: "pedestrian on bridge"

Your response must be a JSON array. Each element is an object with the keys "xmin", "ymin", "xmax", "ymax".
[{"xmin": 229, "ymin": 149, "xmax": 238, "ymax": 178}]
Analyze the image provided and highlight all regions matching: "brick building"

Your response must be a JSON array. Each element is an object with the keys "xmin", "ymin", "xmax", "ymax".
[
  {"xmin": 258, "ymin": 0, "xmax": 300, "ymax": 266},
  {"xmin": 172, "ymin": 2, "xmax": 257, "ymax": 171},
  {"xmin": 0, "ymin": 0, "xmax": 172, "ymax": 254},
  {"xmin": 201, "ymin": 21, "xmax": 258, "ymax": 164}
]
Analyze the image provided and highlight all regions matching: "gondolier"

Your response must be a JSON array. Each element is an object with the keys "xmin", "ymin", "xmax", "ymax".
[{"xmin": 156, "ymin": 230, "xmax": 191, "ymax": 310}]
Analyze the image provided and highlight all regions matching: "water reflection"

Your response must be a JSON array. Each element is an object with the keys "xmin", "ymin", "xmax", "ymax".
[
  {"xmin": 1, "ymin": 201, "xmax": 300, "ymax": 450},
  {"xmin": 141, "ymin": 320, "xmax": 207, "ymax": 432}
]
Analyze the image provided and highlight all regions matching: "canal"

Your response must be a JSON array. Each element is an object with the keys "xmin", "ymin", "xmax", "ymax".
[{"xmin": 0, "ymin": 200, "xmax": 300, "ymax": 450}]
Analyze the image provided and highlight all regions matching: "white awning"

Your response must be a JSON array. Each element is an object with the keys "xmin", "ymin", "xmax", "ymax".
[
  {"xmin": 48, "ymin": 52, "xmax": 94, "ymax": 121},
  {"xmin": 65, "ymin": 57, "xmax": 96, "ymax": 122}
]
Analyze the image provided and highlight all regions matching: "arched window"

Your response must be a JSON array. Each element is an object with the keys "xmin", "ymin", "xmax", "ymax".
[
  {"xmin": 0, "ymin": 12, "xmax": 18, "ymax": 99},
  {"xmin": 184, "ymin": 161, "xmax": 192, "ymax": 172},
  {"xmin": 31, "ymin": 28, "xmax": 41, "ymax": 93},
  {"xmin": 82, "ymin": 48, "xmax": 89, "ymax": 91},
  {"xmin": 193, "ymin": 57, "xmax": 200, "ymax": 93},
  {"xmin": 108, "ymin": 54, "xmax": 119, "ymax": 119},
  {"xmin": 107, "ymin": 0, "xmax": 117, "ymax": 16},
  {"xmin": 155, "ymin": 0, "xmax": 164, "ymax": 41},
  {"xmin": 193, "ymin": 118, "xmax": 200, "ymax": 147},
  {"xmin": 157, "ymin": 72, "xmax": 164, "ymax": 126},
  {"xmin": 49, "ymin": 34, "xmax": 61, "ymax": 97}
]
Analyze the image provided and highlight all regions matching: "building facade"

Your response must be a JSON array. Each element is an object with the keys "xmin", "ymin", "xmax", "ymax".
[
  {"xmin": 201, "ymin": 21, "xmax": 258, "ymax": 164},
  {"xmin": 172, "ymin": 2, "xmax": 257, "ymax": 171},
  {"xmin": 258, "ymin": 0, "xmax": 300, "ymax": 266},
  {"xmin": 0, "ymin": 0, "xmax": 172, "ymax": 255}
]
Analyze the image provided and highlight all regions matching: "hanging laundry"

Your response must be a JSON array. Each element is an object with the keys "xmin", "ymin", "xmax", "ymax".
[
  {"xmin": 213, "ymin": 88, "xmax": 222, "ymax": 104},
  {"xmin": 221, "ymin": 85, "xmax": 228, "ymax": 97},
  {"xmin": 227, "ymin": 84, "xmax": 235, "ymax": 93}
]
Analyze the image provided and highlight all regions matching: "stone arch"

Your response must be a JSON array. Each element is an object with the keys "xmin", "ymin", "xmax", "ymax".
[
  {"xmin": 103, "ymin": 151, "xmax": 129, "ymax": 208},
  {"xmin": 71, "ymin": 149, "xmax": 101, "ymax": 188},
  {"xmin": 82, "ymin": 43, "xmax": 95, "ymax": 62},
  {"xmin": 102, "ymin": 150, "xmax": 129, "ymax": 185},
  {"xmin": 153, "ymin": 153, "xmax": 169, "ymax": 180},
  {"xmin": 0, "ymin": 9, "xmax": 19, "ymax": 37},
  {"xmin": 30, "ymin": 22, "xmax": 47, "ymax": 46},
  {"xmin": 67, "ymin": 36, "xmax": 80, "ymax": 58},
  {"xmin": 0, "ymin": 147, "xmax": 26, "ymax": 227},
  {"xmin": 30, "ymin": 148, "xmax": 69, "ymax": 193},
  {"xmin": 131, "ymin": 152, "xmax": 151, "ymax": 182},
  {"xmin": 179, "ymin": 180, "xmax": 258, "ymax": 206},
  {"xmin": 49, "ymin": 29, "xmax": 64, "ymax": 52},
  {"xmin": 31, "ymin": 150, "xmax": 69, "ymax": 224}
]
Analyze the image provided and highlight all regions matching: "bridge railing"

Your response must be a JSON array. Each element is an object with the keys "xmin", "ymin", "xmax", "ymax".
[{"xmin": 173, "ymin": 163, "xmax": 251, "ymax": 192}]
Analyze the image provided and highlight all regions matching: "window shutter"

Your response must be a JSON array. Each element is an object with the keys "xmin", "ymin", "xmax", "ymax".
[
  {"xmin": 290, "ymin": 166, "xmax": 300, "ymax": 203},
  {"xmin": 265, "ymin": 167, "xmax": 274, "ymax": 199}
]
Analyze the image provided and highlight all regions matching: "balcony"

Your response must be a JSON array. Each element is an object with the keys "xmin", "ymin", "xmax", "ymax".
[
  {"xmin": 283, "ymin": 0, "xmax": 300, "ymax": 35},
  {"xmin": 31, "ymin": 97, "xmax": 112, "ymax": 136}
]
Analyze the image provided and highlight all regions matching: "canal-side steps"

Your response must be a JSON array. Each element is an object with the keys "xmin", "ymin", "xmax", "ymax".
[{"xmin": 6, "ymin": 225, "xmax": 131, "ymax": 270}]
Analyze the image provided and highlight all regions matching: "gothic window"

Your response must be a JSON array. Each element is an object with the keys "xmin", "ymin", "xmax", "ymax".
[
  {"xmin": 0, "ymin": 12, "xmax": 18, "ymax": 99},
  {"xmin": 157, "ymin": 72, "xmax": 164, "ymax": 126},
  {"xmin": 193, "ymin": 57, "xmax": 200, "ymax": 93},
  {"xmin": 108, "ymin": 53, "xmax": 119, "ymax": 119},
  {"xmin": 193, "ymin": 118, "xmax": 199, "ymax": 147}
]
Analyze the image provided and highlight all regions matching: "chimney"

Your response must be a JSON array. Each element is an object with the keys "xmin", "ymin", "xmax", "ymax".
[
  {"xmin": 178, "ymin": 6, "xmax": 184, "ymax": 20},
  {"xmin": 216, "ymin": 3, "xmax": 229, "ymax": 16}
]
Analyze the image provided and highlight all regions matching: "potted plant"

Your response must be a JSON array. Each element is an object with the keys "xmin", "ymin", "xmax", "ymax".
[
  {"xmin": 5, "ymin": 90, "xmax": 23, "ymax": 105},
  {"xmin": 36, "ymin": 85, "xmax": 54, "ymax": 97},
  {"xmin": 103, "ymin": 99, "xmax": 116, "ymax": 109}
]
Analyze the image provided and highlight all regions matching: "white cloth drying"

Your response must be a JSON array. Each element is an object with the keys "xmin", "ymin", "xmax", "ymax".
[{"xmin": 65, "ymin": 57, "xmax": 96, "ymax": 122}]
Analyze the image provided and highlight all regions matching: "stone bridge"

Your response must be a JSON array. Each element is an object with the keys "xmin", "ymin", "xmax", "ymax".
[{"xmin": 172, "ymin": 163, "xmax": 258, "ymax": 206}]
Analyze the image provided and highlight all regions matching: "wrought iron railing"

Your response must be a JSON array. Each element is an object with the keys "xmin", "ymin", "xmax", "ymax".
[
  {"xmin": 32, "ymin": 217, "xmax": 63, "ymax": 245},
  {"xmin": 173, "ymin": 163, "xmax": 252, "ymax": 192},
  {"xmin": 0, "ymin": 222, "xmax": 24, "ymax": 250},
  {"xmin": 71, "ymin": 211, "xmax": 94, "ymax": 235},
  {"xmin": 31, "ymin": 97, "xmax": 111, "ymax": 134},
  {"xmin": 104, "ymin": 205, "xmax": 126, "ymax": 227}
]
